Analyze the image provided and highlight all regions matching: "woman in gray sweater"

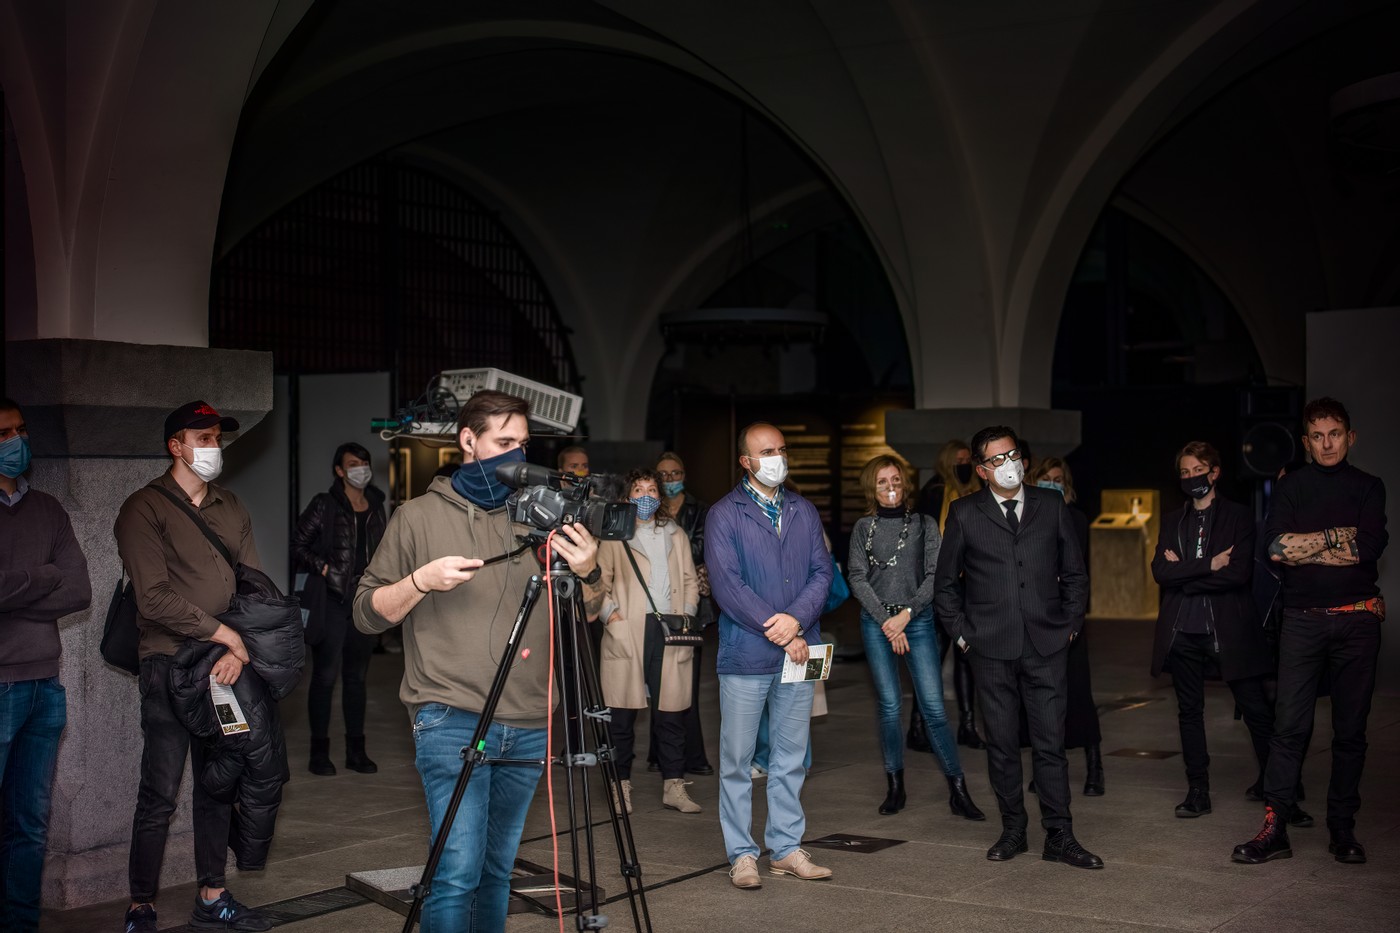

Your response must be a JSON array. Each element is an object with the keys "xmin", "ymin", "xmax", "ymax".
[{"xmin": 847, "ymin": 455, "xmax": 984, "ymax": 821}]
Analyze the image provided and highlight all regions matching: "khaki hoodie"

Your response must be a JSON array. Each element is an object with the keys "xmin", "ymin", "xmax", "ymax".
[{"xmin": 354, "ymin": 475, "xmax": 570, "ymax": 728}]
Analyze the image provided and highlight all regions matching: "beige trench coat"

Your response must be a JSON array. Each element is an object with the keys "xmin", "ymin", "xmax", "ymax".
[{"xmin": 595, "ymin": 523, "xmax": 699, "ymax": 712}]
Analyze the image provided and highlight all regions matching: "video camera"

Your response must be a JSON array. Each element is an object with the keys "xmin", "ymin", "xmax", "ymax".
[{"xmin": 497, "ymin": 462, "xmax": 636, "ymax": 542}]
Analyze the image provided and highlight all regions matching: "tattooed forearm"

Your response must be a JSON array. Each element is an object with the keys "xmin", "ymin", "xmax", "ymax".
[
  {"xmin": 1271, "ymin": 527, "xmax": 1357, "ymax": 563},
  {"xmin": 1298, "ymin": 540, "xmax": 1360, "ymax": 566}
]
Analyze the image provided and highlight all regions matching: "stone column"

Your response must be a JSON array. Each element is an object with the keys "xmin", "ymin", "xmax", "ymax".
[{"xmin": 7, "ymin": 338, "xmax": 273, "ymax": 909}]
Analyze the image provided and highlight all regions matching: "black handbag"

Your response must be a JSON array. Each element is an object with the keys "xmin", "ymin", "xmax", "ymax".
[
  {"xmin": 622, "ymin": 542, "xmax": 703, "ymax": 647},
  {"xmin": 100, "ymin": 570, "xmax": 141, "ymax": 675}
]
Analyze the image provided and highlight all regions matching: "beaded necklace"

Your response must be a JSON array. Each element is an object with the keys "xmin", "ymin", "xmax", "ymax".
[{"xmin": 864, "ymin": 509, "xmax": 912, "ymax": 568}]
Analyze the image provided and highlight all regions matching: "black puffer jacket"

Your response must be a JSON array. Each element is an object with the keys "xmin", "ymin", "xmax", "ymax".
[
  {"xmin": 291, "ymin": 483, "xmax": 387, "ymax": 601},
  {"xmin": 169, "ymin": 565, "xmax": 304, "ymax": 870}
]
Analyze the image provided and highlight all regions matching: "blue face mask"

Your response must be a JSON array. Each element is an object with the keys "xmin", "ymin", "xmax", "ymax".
[
  {"xmin": 0, "ymin": 435, "xmax": 31, "ymax": 479},
  {"xmin": 451, "ymin": 446, "xmax": 526, "ymax": 510},
  {"xmin": 631, "ymin": 495, "xmax": 661, "ymax": 521},
  {"xmin": 1037, "ymin": 479, "xmax": 1065, "ymax": 498},
  {"xmin": 662, "ymin": 480, "xmax": 685, "ymax": 497}
]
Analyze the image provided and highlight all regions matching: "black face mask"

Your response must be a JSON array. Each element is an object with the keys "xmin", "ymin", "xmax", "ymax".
[
  {"xmin": 1180, "ymin": 474, "xmax": 1213, "ymax": 500},
  {"xmin": 955, "ymin": 463, "xmax": 974, "ymax": 485}
]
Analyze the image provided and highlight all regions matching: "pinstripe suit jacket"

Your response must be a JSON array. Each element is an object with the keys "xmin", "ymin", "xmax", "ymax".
[{"xmin": 933, "ymin": 485, "xmax": 1088, "ymax": 661}]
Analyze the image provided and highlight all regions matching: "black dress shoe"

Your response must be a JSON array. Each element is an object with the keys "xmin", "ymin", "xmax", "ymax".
[
  {"xmin": 1175, "ymin": 787, "xmax": 1212, "ymax": 818},
  {"xmin": 1329, "ymin": 830, "xmax": 1367, "ymax": 864},
  {"xmin": 1042, "ymin": 828, "xmax": 1104, "ymax": 869},
  {"xmin": 986, "ymin": 830, "xmax": 1029, "ymax": 861},
  {"xmin": 687, "ymin": 763, "xmax": 715, "ymax": 776},
  {"xmin": 1232, "ymin": 806, "xmax": 1292, "ymax": 864},
  {"xmin": 1286, "ymin": 804, "xmax": 1314, "ymax": 828}
]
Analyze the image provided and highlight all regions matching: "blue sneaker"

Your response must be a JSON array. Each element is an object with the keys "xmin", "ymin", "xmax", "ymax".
[
  {"xmin": 189, "ymin": 890, "xmax": 272, "ymax": 931},
  {"xmin": 124, "ymin": 903, "xmax": 157, "ymax": 933}
]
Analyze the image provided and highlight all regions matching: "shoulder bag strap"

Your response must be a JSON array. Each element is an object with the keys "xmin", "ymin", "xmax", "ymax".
[
  {"xmin": 152, "ymin": 484, "xmax": 235, "ymax": 570},
  {"xmin": 622, "ymin": 541, "xmax": 663, "ymax": 618}
]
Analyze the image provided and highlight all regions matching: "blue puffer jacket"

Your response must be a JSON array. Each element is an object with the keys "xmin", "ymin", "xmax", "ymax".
[
  {"xmin": 169, "ymin": 565, "xmax": 304, "ymax": 870},
  {"xmin": 704, "ymin": 483, "xmax": 831, "ymax": 675}
]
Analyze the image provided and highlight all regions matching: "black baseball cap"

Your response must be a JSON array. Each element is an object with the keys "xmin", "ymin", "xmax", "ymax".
[{"xmin": 164, "ymin": 400, "xmax": 239, "ymax": 442}]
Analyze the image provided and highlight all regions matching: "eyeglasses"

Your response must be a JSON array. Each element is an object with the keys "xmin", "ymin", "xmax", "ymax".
[
  {"xmin": 981, "ymin": 448, "xmax": 1022, "ymax": 468},
  {"xmin": 657, "ymin": 469, "xmax": 685, "ymax": 480}
]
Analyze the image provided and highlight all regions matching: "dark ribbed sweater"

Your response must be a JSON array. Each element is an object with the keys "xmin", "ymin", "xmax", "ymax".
[
  {"xmin": 1265, "ymin": 460, "xmax": 1388, "ymax": 608},
  {"xmin": 847, "ymin": 510, "xmax": 941, "ymax": 619},
  {"xmin": 0, "ymin": 488, "xmax": 92, "ymax": 681}
]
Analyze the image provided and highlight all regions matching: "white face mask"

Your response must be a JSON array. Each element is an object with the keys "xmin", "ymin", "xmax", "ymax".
[
  {"xmin": 884, "ymin": 488, "xmax": 901, "ymax": 505},
  {"xmin": 747, "ymin": 454, "xmax": 788, "ymax": 488},
  {"xmin": 181, "ymin": 442, "xmax": 224, "ymax": 482},
  {"xmin": 992, "ymin": 458, "xmax": 1024, "ymax": 490},
  {"xmin": 345, "ymin": 465, "xmax": 373, "ymax": 489}
]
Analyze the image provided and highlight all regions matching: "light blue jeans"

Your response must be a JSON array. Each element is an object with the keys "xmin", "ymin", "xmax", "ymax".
[
  {"xmin": 752, "ymin": 704, "xmax": 813, "ymax": 772},
  {"xmin": 0, "ymin": 677, "xmax": 66, "ymax": 933},
  {"xmin": 719, "ymin": 673, "xmax": 813, "ymax": 863},
  {"xmin": 860, "ymin": 609, "xmax": 963, "ymax": 777},
  {"xmin": 413, "ymin": 704, "xmax": 546, "ymax": 933}
]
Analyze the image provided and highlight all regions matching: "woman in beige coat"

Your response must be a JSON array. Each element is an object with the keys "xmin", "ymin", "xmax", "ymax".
[{"xmin": 594, "ymin": 468, "xmax": 701, "ymax": 815}]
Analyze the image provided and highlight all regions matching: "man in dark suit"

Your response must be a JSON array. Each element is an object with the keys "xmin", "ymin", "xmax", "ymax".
[{"xmin": 934, "ymin": 426, "xmax": 1101, "ymax": 868}]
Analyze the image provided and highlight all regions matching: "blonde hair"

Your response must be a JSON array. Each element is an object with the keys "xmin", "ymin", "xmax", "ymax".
[
  {"xmin": 859, "ymin": 454, "xmax": 914, "ymax": 515},
  {"xmin": 936, "ymin": 439, "xmax": 981, "ymax": 495},
  {"xmin": 1030, "ymin": 456, "xmax": 1077, "ymax": 504}
]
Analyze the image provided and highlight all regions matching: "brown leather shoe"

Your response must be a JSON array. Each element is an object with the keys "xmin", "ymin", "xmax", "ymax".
[
  {"xmin": 769, "ymin": 848, "xmax": 832, "ymax": 880},
  {"xmin": 729, "ymin": 854, "xmax": 762, "ymax": 889}
]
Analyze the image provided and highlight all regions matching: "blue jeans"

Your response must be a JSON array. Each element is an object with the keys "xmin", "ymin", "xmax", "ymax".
[
  {"xmin": 860, "ymin": 610, "xmax": 963, "ymax": 777},
  {"xmin": 0, "ymin": 677, "xmax": 66, "ymax": 933},
  {"xmin": 752, "ymin": 705, "xmax": 812, "ymax": 772},
  {"xmin": 718, "ymin": 673, "xmax": 813, "ymax": 863},
  {"xmin": 413, "ymin": 705, "xmax": 546, "ymax": 933}
]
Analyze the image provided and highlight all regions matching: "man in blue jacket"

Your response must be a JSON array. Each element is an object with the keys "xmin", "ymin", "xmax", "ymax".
[{"xmin": 705, "ymin": 422, "xmax": 833, "ymax": 890}]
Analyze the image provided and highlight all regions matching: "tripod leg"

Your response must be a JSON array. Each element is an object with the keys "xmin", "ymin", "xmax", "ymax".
[{"xmin": 565, "ymin": 582, "xmax": 654, "ymax": 933}]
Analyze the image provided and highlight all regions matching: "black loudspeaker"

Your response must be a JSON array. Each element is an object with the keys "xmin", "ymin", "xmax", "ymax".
[{"xmin": 1239, "ymin": 388, "xmax": 1301, "ymax": 478}]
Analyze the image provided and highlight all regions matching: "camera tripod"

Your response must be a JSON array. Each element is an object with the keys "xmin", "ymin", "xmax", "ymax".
[{"xmin": 401, "ymin": 539, "xmax": 654, "ymax": 933}]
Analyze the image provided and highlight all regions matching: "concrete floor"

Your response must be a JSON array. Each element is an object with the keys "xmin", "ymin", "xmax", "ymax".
[{"xmin": 46, "ymin": 614, "xmax": 1400, "ymax": 932}]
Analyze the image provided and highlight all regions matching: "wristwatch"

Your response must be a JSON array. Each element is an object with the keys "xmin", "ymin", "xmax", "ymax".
[{"xmin": 580, "ymin": 565, "xmax": 602, "ymax": 585}]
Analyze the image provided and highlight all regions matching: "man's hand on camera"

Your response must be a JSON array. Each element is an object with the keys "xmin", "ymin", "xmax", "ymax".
[
  {"xmin": 552, "ymin": 523, "xmax": 599, "ymax": 578},
  {"xmin": 783, "ymin": 638, "xmax": 810, "ymax": 664},
  {"xmin": 415, "ymin": 556, "xmax": 485, "ymax": 592}
]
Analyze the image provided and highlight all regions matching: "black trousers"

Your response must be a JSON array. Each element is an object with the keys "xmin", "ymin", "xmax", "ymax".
[
  {"xmin": 646, "ymin": 643, "xmax": 711, "ymax": 770},
  {"xmin": 129, "ymin": 656, "xmax": 230, "ymax": 900},
  {"xmin": 1263, "ymin": 608, "xmax": 1381, "ymax": 831},
  {"xmin": 968, "ymin": 633, "xmax": 1072, "ymax": 832},
  {"xmin": 1167, "ymin": 632, "xmax": 1274, "ymax": 791},
  {"xmin": 611, "ymin": 707, "xmax": 686, "ymax": 780},
  {"xmin": 307, "ymin": 596, "xmax": 375, "ymax": 740}
]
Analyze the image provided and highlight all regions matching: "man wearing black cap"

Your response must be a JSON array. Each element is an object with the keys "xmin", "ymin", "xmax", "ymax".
[{"xmin": 114, "ymin": 401, "xmax": 271, "ymax": 932}]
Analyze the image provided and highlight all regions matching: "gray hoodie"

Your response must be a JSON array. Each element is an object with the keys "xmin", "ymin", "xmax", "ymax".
[{"xmin": 354, "ymin": 475, "xmax": 559, "ymax": 728}]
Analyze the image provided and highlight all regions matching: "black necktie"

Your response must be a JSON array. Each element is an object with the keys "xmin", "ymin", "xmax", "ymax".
[{"xmin": 1003, "ymin": 498, "xmax": 1019, "ymax": 533}]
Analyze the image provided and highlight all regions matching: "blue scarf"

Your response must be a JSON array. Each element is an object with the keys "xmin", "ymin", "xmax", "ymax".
[{"xmin": 452, "ymin": 447, "xmax": 526, "ymax": 510}]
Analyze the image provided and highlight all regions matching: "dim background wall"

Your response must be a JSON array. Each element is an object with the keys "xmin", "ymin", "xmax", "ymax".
[{"xmin": 1306, "ymin": 307, "xmax": 1399, "ymax": 696}]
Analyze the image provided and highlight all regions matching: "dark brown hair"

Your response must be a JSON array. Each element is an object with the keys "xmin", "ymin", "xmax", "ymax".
[
  {"xmin": 1174, "ymin": 440, "xmax": 1221, "ymax": 473},
  {"xmin": 622, "ymin": 467, "xmax": 673, "ymax": 526},
  {"xmin": 1302, "ymin": 396, "xmax": 1350, "ymax": 432},
  {"xmin": 456, "ymin": 390, "xmax": 529, "ymax": 452}
]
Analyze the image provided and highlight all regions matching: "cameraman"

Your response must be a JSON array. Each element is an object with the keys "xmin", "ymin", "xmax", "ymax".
[{"xmin": 354, "ymin": 390, "xmax": 601, "ymax": 933}]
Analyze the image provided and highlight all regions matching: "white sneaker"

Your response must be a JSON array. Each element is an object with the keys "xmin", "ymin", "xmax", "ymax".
[{"xmin": 750, "ymin": 765, "xmax": 768, "ymax": 781}]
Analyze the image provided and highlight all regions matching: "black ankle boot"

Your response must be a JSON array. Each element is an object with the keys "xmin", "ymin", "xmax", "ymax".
[
  {"xmin": 947, "ymin": 774, "xmax": 986, "ymax": 821},
  {"xmin": 906, "ymin": 712, "xmax": 932, "ymax": 753},
  {"xmin": 957, "ymin": 710, "xmax": 986, "ymax": 750},
  {"xmin": 309, "ymin": 737, "xmax": 336, "ymax": 776},
  {"xmin": 345, "ymin": 735, "xmax": 378, "ymax": 774},
  {"xmin": 1083, "ymin": 744, "xmax": 1105, "ymax": 796},
  {"xmin": 1232, "ymin": 806, "xmax": 1292, "ymax": 863},
  {"xmin": 879, "ymin": 770, "xmax": 906, "ymax": 815}
]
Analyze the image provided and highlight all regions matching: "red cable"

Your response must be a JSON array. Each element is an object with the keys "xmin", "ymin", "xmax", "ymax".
[{"xmin": 543, "ymin": 531, "xmax": 565, "ymax": 932}]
